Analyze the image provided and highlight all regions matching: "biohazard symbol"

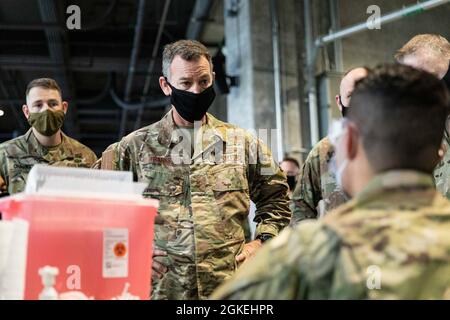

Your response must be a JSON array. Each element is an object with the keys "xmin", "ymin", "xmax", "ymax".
[{"xmin": 114, "ymin": 242, "xmax": 127, "ymax": 257}]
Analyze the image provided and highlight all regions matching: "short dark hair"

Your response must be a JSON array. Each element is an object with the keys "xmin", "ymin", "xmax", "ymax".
[
  {"xmin": 348, "ymin": 63, "xmax": 450, "ymax": 173},
  {"xmin": 281, "ymin": 157, "xmax": 300, "ymax": 169},
  {"xmin": 26, "ymin": 78, "xmax": 62, "ymax": 98},
  {"xmin": 162, "ymin": 40, "xmax": 213, "ymax": 78}
]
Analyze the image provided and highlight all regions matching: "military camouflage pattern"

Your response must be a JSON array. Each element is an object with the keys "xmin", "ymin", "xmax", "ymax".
[
  {"xmin": 434, "ymin": 134, "xmax": 450, "ymax": 199},
  {"xmin": 91, "ymin": 142, "xmax": 119, "ymax": 170},
  {"xmin": 212, "ymin": 170, "xmax": 450, "ymax": 300},
  {"xmin": 93, "ymin": 141, "xmax": 254, "ymax": 241},
  {"xmin": 291, "ymin": 137, "xmax": 347, "ymax": 225},
  {"xmin": 111, "ymin": 110, "xmax": 291, "ymax": 300},
  {"xmin": 0, "ymin": 129, "xmax": 97, "ymax": 195}
]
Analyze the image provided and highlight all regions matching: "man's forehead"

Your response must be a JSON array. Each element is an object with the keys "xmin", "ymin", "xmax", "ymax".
[
  {"xmin": 340, "ymin": 70, "xmax": 367, "ymax": 94},
  {"xmin": 27, "ymin": 87, "xmax": 61, "ymax": 102},
  {"xmin": 340, "ymin": 79, "xmax": 357, "ymax": 96},
  {"xmin": 169, "ymin": 55, "xmax": 212, "ymax": 76},
  {"xmin": 402, "ymin": 54, "xmax": 444, "ymax": 77},
  {"xmin": 281, "ymin": 161, "xmax": 297, "ymax": 169},
  {"xmin": 402, "ymin": 54, "xmax": 425, "ymax": 67},
  {"xmin": 28, "ymin": 87, "xmax": 60, "ymax": 96}
]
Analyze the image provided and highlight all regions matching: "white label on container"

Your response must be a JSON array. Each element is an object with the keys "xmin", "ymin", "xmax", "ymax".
[{"xmin": 103, "ymin": 228, "xmax": 129, "ymax": 278}]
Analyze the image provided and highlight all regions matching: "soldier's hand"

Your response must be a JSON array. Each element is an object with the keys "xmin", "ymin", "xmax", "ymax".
[
  {"xmin": 152, "ymin": 249, "xmax": 168, "ymax": 280},
  {"xmin": 235, "ymin": 239, "xmax": 262, "ymax": 264}
]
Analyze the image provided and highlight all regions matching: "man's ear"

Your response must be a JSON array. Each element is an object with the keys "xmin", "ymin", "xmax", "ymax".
[
  {"xmin": 212, "ymin": 71, "xmax": 216, "ymax": 83},
  {"xmin": 159, "ymin": 76, "xmax": 171, "ymax": 96},
  {"xmin": 22, "ymin": 104, "xmax": 30, "ymax": 119},
  {"xmin": 62, "ymin": 101, "xmax": 68, "ymax": 114},
  {"xmin": 346, "ymin": 123, "xmax": 359, "ymax": 160},
  {"xmin": 335, "ymin": 95, "xmax": 342, "ymax": 111},
  {"xmin": 438, "ymin": 141, "xmax": 447, "ymax": 159}
]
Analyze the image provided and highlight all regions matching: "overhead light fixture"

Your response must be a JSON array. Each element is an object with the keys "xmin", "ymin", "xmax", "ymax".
[{"xmin": 0, "ymin": 109, "xmax": 4, "ymax": 117}]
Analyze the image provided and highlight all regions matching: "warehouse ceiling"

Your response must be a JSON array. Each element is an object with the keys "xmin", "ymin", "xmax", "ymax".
[{"xmin": 0, "ymin": 0, "xmax": 225, "ymax": 155}]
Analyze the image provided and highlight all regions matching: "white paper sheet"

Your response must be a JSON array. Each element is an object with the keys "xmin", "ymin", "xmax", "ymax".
[{"xmin": 25, "ymin": 164, "xmax": 147, "ymax": 200}]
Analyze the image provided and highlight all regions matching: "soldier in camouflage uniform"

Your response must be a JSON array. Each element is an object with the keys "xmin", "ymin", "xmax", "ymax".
[
  {"xmin": 212, "ymin": 64, "xmax": 450, "ymax": 300},
  {"xmin": 109, "ymin": 40, "xmax": 291, "ymax": 299},
  {"xmin": 394, "ymin": 34, "xmax": 450, "ymax": 199},
  {"xmin": 0, "ymin": 78, "xmax": 97, "ymax": 196},
  {"xmin": 279, "ymin": 157, "xmax": 300, "ymax": 198},
  {"xmin": 290, "ymin": 67, "xmax": 368, "ymax": 225},
  {"xmin": 91, "ymin": 142, "xmax": 119, "ymax": 170}
]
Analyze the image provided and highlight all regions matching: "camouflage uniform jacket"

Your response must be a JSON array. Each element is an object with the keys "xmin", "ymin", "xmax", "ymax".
[
  {"xmin": 212, "ymin": 170, "xmax": 450, "ymax": 299},
  {"xmin": 434, "ymin": 134, "xmax": 450, "ymax": 199},
  {"xmin": 0, "ymin": 129, "xmax": 97, "ymax": 196},
  {"xmin": 113, "ymin": 110, "xmax": 291, "ymax": 300},
  {"xmin": 291, "ymin": 137, "xmax": 347, "ymax": 225},
  {"xmin": 91, "ymin": 142, "xmax": 119, "ymax": 170}
]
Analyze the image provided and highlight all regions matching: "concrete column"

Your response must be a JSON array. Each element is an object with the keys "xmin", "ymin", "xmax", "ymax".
[
  {"xmin": 224, "ymin": 0, "xmax": 305, "ymax": 237},
  {"xmin": 223, "ymin": 0, "xmax": 304, "ymax": 163}
]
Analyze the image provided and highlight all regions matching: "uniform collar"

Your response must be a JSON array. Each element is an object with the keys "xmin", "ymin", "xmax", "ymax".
[
  {"xmin": 24, "ymin": 128, "xmax": 73, "ymax": 159},
  {"xmin": 157, "ymin": 109, "xmax": 227, "ymax": 149},
  {"xmin": 354, "ymin": 170, "xmax": 434, "ymax": 205}
]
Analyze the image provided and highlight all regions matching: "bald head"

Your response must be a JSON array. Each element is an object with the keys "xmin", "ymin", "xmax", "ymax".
[
  {"xmin": 336, "ymin": 67, "xmax": 369, "ymax": 113},
  {"xmin": 401, "ymin": 48, "xmax": 449, "ymax": 79},
  {"xmin": 396, "ymin": 34, "xmax": 450, "ymax": 79}
]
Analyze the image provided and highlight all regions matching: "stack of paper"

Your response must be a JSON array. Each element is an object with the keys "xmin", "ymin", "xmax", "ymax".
[{"xmin": 25, "ymin": 164, "xmax": 147, "ymax": 200}]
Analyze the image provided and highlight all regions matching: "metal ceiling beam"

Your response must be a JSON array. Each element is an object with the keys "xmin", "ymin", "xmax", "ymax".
[
  {"xmin": 0, "ymin": 0, "xmax": 117, "ymax": 32},
  {"xmin": 142, "ymin": 0, "xmax": 172, "ymax": 99},
  {"xmin": 186, "ymin": 0, "xmax": 214, "ymax": 39},
  {"xmin": 76, "ymin": 73, "xmax": 112, "ymax": 105},
  {"xmin": 78, "ymin": 109, "xmax": 120, "ymax": 116},
  {"xmin": 0, "ymin": 92, "xmax": 166, "ymax": 107},
  {"xmin": 124, "ymin": 0, "xmax": 147, "ymax": 103},
  {"xmin": 78, "ymin": 0, "xmax": 117, "ymax": 32},
  {"xmin": 110, "ymin": 88, "xmax": 169, "ymax": 111},
  {"xmin": 316, "ymin": 0, "xmax": 450, "ymax": 46},
  {"xmin": 111, "ymin": 85, "xmax": 169, "ymax": 141},
  {"xmin": 0, "ymin": 39, "xmax": 157, "ymax": 49},
  {"xmin": 0, "ymin": 55, "xmax": 159, "ymax": 73},
  {"xmin": 134, "ymin": 0, "xmax": 172, "ymax": 131},
  {"xmin": 119, "ymin": 0, "xmax": 147, "ymax": 139},
  {"xmin": 78, "ymin": 118, "xmax": 122, "ymax": 125},
  {"xmin": 38, "ymin": 0, "xmax": 79, "ymax": 137},
  {"xmin": 0, "ymin": 21, "xmax": 180, "ymax": 31}
]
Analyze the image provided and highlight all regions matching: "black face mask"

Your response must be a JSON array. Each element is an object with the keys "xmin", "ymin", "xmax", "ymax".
[
  {"xmin": 166, "ymin": 79, "xmax": 216, "ymax": 123},
  {"xmin": 287, "ymin": 175, "xmax": 297, "ymax": 191},
  {"xmin": 339, "ymin": 95, "xmax": 348, "ymax": 117}
]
